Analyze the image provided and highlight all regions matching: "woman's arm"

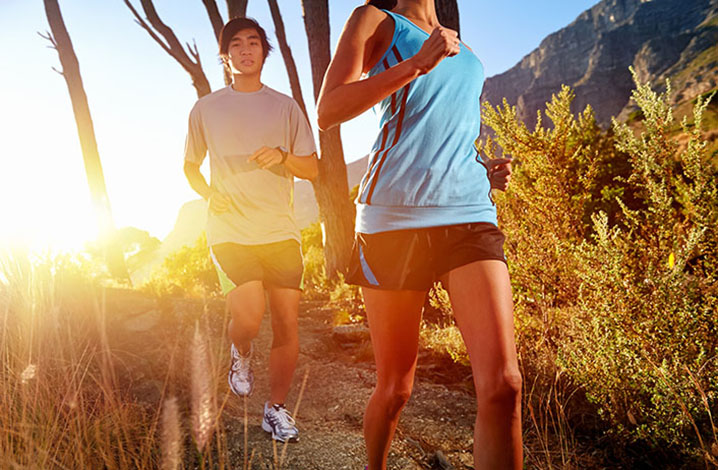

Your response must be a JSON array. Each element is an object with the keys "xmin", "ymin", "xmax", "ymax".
[{"xmin": 316, "ymin": 6, "xmax": 460, "ymax": 131}]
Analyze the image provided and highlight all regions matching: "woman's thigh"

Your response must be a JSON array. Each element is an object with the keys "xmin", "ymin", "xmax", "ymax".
[
  {"xmin": 361, "ymin": 288, "xmax": 426, "ymax": 385},
  {"xmin": 442, "ymin": 260, "xmax": 519, "ymax": 388}
]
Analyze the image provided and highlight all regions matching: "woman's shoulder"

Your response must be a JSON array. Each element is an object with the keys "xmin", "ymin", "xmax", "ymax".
[{"xmin": 344, "ymin": 4, "xmax": 393, "ymax": 36}]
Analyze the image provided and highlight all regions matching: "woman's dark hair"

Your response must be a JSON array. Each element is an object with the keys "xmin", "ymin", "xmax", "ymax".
[
  {"xmin": 365, "ymin": 0, "xmax": 397, "ymax": 10},
  {"xmin": 219, "ymin": 17, "xmax": 273, "ymax": 63}
]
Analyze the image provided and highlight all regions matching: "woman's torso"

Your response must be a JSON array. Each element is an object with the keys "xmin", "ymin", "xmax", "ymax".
[{"xmin": 355, "ymin": 9, "xmax": 496, "ymax": 234}]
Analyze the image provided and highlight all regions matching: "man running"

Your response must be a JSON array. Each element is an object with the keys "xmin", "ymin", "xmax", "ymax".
[{"xmin": 183, "ymin": 17, "xmax": 318, "ymax": 443}]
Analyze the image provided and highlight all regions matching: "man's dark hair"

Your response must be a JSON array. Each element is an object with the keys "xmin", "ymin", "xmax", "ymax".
[
  {"xmin": 365, "ymin": 0, "xmax": 397, "ymax": 9},
  {"xmin": 219, "ymin": 17, "xmax": 273, "ymax": 64}
]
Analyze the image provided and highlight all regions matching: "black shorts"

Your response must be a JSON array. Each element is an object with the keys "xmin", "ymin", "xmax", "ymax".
[
  {"xmin": 211, "ymin": 239, "xmax": 304, "ymax": 290},
  {"xmin": 346, "ymin": 222, "xmax": 506, "ymax": 291}
]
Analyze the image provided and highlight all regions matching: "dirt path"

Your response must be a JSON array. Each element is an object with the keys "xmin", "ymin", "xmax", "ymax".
[
  {"xmin": 217, "ymin": 300, "xmax": 477, "ymax": 470},
  {"xmin": 115, "ymin": 291, "xmax": 478, "ymax": 469}
]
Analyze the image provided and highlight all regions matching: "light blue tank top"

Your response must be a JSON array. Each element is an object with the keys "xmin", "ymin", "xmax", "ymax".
[{"xmin": 355, "ymin": 10, "xmax": 497, "ymax": 234}]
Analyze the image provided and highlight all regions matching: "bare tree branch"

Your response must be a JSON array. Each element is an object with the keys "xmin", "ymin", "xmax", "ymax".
[
  {"xmin": 38, "ymin": 30, "xmax": 58, "ymax": 49},
  {"xmin": 201, "ymin": 0, "xmax": 224, "ymax": 42},
  {"xmin": 123, "ymin": 0, "xmax": 211, "ymax": 97},
  {"xmin": 124, "ymin": 1, "xmax": 173, "ymax": 56}
]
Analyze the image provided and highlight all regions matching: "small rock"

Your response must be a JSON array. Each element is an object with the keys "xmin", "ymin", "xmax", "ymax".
[
  {"xmin": 123, "ymin": 309, "xmax": 160, "ymax": 332},
  {"xmin": 429, "ymin": 450, "xmax": 455, "ymax": 470},
  {"xmin": 332, "ymin": 324, "xmax": 370, "ymax": 344}
]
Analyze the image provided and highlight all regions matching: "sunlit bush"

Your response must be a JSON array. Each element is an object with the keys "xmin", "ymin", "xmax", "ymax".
[
  {"xmin": 142, "ymin": 232, "xmax": 219, "ymax": 298},
  {"xmin": 481, "ymin": 72, "xmax": 717, "ymax": 463}
]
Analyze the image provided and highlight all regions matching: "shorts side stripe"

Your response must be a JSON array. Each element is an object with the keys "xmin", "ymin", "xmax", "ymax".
[{"xmin": 359, "ymin": 245, "xmax": 380, "ymax": 286}]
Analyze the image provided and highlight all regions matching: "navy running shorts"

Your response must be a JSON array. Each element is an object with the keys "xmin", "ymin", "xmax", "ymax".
[
  {"xmin": 211, "ymin": 239, "xmax": 304, "ymax": 291},
  {"xmin": 346, "ymin": 222, "xmax": 506, "ymax": 291}
]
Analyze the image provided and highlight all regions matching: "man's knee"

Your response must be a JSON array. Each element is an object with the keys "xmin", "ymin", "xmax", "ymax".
[
  {"xmin": 227, "ymin": 291, "xmax": 265, "ymax": 338},
  {"xmin": 270, "ymin": 313, "xmax": 298, "ymax": 348}
]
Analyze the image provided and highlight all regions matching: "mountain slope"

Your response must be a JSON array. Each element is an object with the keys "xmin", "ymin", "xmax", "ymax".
[{"xmin": 481, "ymin": 0, "xmax": 718, "ymax": 129}]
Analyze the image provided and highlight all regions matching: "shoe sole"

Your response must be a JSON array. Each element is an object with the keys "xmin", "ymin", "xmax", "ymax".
[{"xmin": 262, "ymin": 419, "xmax": 299, "ymax": 443}]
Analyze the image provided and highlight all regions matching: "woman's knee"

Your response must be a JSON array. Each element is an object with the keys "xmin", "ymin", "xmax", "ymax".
[
  {"xmin": 376, "ymin": 382, "xmax": 413, "ymax": 416},
  {"xmin": 476, "ymin": 369, "xmax": 522, "ymax": 410}
]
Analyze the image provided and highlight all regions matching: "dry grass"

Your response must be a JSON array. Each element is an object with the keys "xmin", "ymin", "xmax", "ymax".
[{"xmin": 0, "ymin": 249, "xmax": 313, "ymax": 470}]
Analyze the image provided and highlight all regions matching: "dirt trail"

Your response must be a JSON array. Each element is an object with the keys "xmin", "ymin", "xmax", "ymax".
[
  {"xmin": 114, "ymin": 291, "xmax": 477, "ymax": 470},
  {"xmin": 220, "ymin": 300, "xmax": 477, "ymax": 470}
]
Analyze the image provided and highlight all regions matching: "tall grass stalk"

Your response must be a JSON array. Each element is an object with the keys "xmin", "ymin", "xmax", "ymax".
[{"xmin": 0, "ymin": 250, "xmax": 158, "ymax": 469}]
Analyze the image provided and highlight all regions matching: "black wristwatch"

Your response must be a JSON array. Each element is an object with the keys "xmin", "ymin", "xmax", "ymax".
[{"xmin": 277, "ymin": 146, "xmax": 288, "ymax": 164}]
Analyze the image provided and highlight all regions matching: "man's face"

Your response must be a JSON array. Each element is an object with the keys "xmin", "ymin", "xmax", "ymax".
[{"xmin": 227, "ymin": 28, "xmax": 264, "ymax": 76}]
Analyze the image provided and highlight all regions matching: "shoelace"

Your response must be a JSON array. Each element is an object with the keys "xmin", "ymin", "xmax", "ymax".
[
  {"xmin": 231, "ymin": 349, "xmax": 251, "ymax": 378},
  {"xmin": 269, "ymin": 406, "xmax": 296, "ymax": 430}
]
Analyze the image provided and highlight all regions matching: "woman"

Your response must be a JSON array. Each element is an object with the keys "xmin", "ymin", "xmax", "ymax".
[{"xmin": 317, "ymin": 1, "xmax": 522, "ymax": 469}]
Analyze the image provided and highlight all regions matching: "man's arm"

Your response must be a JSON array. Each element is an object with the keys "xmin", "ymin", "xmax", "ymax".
[
  {"xmin": 248, "ymin": 147, "xmax": 319, "ymax": 180},
  {"xmin": 183, "ymin": 161, "xmax": 212, "ymax": 200},
  {"xmin": 183, "ymin": 161, "xmax": 230, "ymax": 212}
]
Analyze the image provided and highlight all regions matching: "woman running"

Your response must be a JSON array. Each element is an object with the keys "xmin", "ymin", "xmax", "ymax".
[{"xmin": 316, "ymin": 1, "xmax": 522, "ymax": 469}]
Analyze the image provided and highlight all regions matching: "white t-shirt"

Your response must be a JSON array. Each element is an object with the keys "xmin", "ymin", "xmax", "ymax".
[{"xmin": 184, "ymin": 85, "xmax": 316, "ymax": 246}]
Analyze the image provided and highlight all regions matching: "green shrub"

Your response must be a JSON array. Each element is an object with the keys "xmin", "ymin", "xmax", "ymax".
[
  {"xmin": 142, "ymin": 233, "xmax": 219, "ymax": 298},
  {"xmin": 482, "ymin": 71, "xmax": 717, "ymax": 463}
]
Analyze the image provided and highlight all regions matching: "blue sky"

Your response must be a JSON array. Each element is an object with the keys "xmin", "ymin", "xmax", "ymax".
[{"xmin": 0, "ymin": 0, "xmax": 598, "ymax": 247}]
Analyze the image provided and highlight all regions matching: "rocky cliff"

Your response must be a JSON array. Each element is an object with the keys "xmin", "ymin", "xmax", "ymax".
[{"xmin": 481, "ymin": 0, "xmax": 718, "ymax": 129}]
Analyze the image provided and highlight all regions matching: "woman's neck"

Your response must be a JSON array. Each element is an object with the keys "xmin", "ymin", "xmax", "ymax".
[{"xmin": 394, "ymin": 0, "xmax": 439, "ymax": 28}]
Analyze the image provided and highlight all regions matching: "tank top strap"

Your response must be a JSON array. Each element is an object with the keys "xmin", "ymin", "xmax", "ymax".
[{"xmin": 369, "ymin": 9, "xmax": 422, "ymax": 76}]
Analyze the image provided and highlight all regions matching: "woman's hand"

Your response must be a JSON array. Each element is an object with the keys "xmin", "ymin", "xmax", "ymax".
[
  {"xmin": 486, "ymin": 157, "xmax": 513, "ymax": 191},
  {"xmin": 409, "ymin": 26, "xmax": 460, "ymax": 75}
]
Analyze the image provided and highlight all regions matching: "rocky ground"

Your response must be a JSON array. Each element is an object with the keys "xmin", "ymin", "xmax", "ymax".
[
  {"xmin": 113, "ymin": 291, "xmax": 480, "ymax": 470},
  {"xmin": 219, "ymin": 300, "xmax": 477, "ymax": 470}
]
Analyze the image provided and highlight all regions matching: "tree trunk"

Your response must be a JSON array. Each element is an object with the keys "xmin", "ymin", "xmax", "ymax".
[
  {"xmin": 267, "ymin": 0, "xmax": 309, "ymax": 120},
  {"xmin": 435, "ymin": 0, "xmax": 460, "ymax": 36},
  {"xmin": 301, "ymin": 0, "xmax": 355, "ymax": 279},
  {"xmin": 43, "ymin": 0, "xmax": 129, "ymax": 281},
  {"xmin": 226, "ymin": 0, "xmax": 248, "ymax": 19},
  {"xmin": 201, "ymin": 0, "xmax": 232, "ymax": 85}
]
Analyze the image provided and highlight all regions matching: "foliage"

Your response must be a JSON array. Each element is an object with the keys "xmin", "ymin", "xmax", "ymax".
[
  {"xmin": 301, "ymin": 222, "xmax": 365, "ymax": 320},
  {"xmin": 142, "ymin": 233, "xmax": 219, "ymax": 298},
  {"xmin": 301, "ymin": 221, "xmax": 330, "ymax": 298},
  {"xmin": 481, "ymin": 71, "xmax": 718, "ymax": 464},
  {"xmin": 419, "ymin": 282, "xmax": 469, "ymax": 365}
]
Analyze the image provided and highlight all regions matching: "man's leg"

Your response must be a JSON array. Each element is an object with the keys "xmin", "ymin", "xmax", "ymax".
[
  {"xmin": 443, "ymin": 260, "xmax": 523, "ymax": 470},
  {"xmin": 267, "ymin": 287, "xmax": 301, "ymax": 404},
  {"xmin": 227, "ymin": 280, "xmax": 266, "ymax": 355}
]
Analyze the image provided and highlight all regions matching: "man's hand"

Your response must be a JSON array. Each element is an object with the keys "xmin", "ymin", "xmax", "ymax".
[
  {"xmin": 486, "ymin": 157, "xmax": 513, "ymax": 191},
  {"xmin": 248, "ymin": 146, "xmax": 284, "ymax": 169},
  {"xmin": 208, "ymin": 190, "xmax": 231, "ymax": 214}
]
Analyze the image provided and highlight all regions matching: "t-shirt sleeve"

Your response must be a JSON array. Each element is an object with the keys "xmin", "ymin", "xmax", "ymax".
[
  {"xmin": 184, "ymin": 102, "xmax": 207, "ymax": 164},
  {"xmin": 288, "ymin": 100, "xmax": 317, "ymax": 157}
]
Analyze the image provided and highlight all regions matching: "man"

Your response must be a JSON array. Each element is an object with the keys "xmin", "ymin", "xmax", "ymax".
[{"xmin": 183, "ymin": 17, "xmax": 318, "ymax": 443}]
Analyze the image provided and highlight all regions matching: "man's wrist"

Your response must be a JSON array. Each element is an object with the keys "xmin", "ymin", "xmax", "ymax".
[{"xmin": 277, "ymin": 146, "xmax": 288, "ymax": 164}]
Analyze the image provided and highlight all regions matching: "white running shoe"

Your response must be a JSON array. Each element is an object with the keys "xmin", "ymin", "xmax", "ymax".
[
  {"xmin": 228, "ymin": 343, "xmax": 254, "ymax": 397},
  {"xmin": 262, "ymin": 402, "xmax": 299, "ymax": 442}
]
